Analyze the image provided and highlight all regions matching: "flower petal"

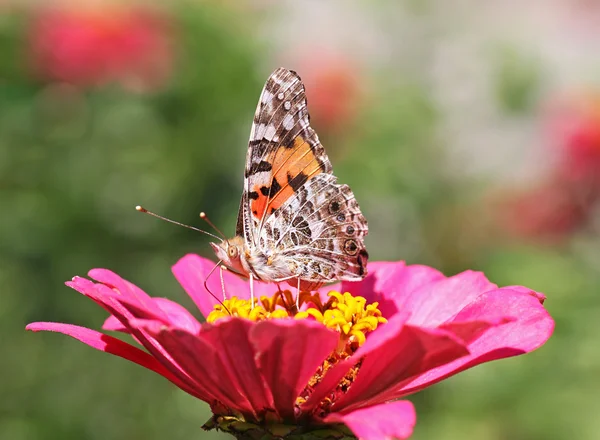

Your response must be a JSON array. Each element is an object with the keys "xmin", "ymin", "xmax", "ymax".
[
  {"xmin": 137, "ymin": 317, "xmax": 272, "ymax": 419},
  {"xmin": 68, "ymin": 273, "xmax": 170, "ymax": 327},
  {"xmin": 88, "ymin": 269, "xmax": 166, "ymax": 317},
  {"xmin": 65, "ymin": 275, "xmax": 208, "ymax": 399},
  {"xmin": 102, "ymin": 297, "xmax": 200, "ymax": 337},
  {"xmin": 398, "ymin": 269, "xmax": 498, "ymax": 326},
  {"xmin": 199, "ymin": 319, "xmax": 275, "ymax": 417},
  {"xmin": 102, "ymin": 315, "xmax": 127, "ymax": 332},
  {"xmin": 398, "ymin": 287, "xmax": 554, "ymax": 395},
  {"xmin": 439, "ymin": 317, "xmax": 514, "ymax": 345},
  {"xmin": 342, "ymin": 261, "xmax": 445, "ymax": 318},
  {"xmin": 325, "ymin": 400, "xmax": 416, "ymax": 440},
  {"xmin": 249, "ymin": 318, "xmax": 339, "ymax": 420},
  {"xmin": 152, "ymin": 297, "xmax": 202, "ymax": 333},
  {"xmin": 302, "ymin": 312, "xmax": 470, "ymax": 413},
  {"xmin": 172, "ymin": 254, "xmax": 280, "ymax": 317},
  {"xmin": 331, "ymin": 316, "xmax": 471, "ymax": 412},
  {"xmin": 25, "ymin": 322, "xmax": 202, "ymax": 398}
]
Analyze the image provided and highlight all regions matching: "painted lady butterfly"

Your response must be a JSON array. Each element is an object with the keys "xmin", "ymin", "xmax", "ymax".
[{"xmin": 211, "ymin": 68, "xmax": 368, "ymax": 299}]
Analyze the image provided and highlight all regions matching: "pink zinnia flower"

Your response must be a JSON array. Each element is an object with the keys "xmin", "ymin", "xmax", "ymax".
[
  {"xmin": 28, "ymin": 5, "xmax": 174, "ymax": 91},
  {"xmin": 27, "ymin": 255, "xmax": 553, "ymax": 439}
]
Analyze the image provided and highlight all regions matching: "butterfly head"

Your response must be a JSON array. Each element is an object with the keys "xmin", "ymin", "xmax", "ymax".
[{"xmin": 210, "ymin": 236, "xmax": 248, "ymax": 276}]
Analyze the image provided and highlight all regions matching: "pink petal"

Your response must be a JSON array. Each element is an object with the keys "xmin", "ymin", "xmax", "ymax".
[
  {"xmin": 25, "ymin": 322, "xmax": 203, "ymax": 399},
  {"xmin": 301, "ymin": 313, "xmax": 410, "ymax": 412},
  {"xmin": 325, "ymin": 400, "xmax": 416, "ymax": 440},
  {"xmin": 332, "ymin": 318, "xmax": 470, "ymax": 412},
  {"xmin": 506, "ymin": 285, "xmax": 547, "ymax": 302},
  {"xmin": 88, "ymin": 268, "xmax": 167, "ymax": 318},
  {"xmin": 137, "ymin": 317, "xmax": 271, "ymax": 418},
  {"xmin": 65, "ymin": 275, "xmax": 97, "ymax": 295},
  {"xmin": 127, "ymin": 318, "xmax": 229, "ymax": 405},
  {"xmin": 69, "ymin": 272, "xmax": 199, "ymax": 334},
  {"xmin": 342, "ymin": 261, "xmax": 445, "ymax": 318},
  {"xmin": 65, "ymin": 278, "xmax": 207, "ymax": 397},
  {"xmin": 200, "ymin": 319, "xmax": 275, "ymax": 417},
  {"xmin": 151, "ymin": 297, "xmax": 201, "ymax": 333},
  {"xmin": 398, "ymin": 269, "xmax": 498, "ymax": 326},
  {"xmin": 67, "ymin": 274, "xmax": 169, "ymax": 329},
  {"xmin": 68, "ymin": 276, "xmax": 170, "ymax": 332},
  {"xmin": 302, "ymin": 312, "xmax": 471, "ymax": 413},
  {"xmin": 249, "ymin": 319, "xmax": 339, "ymax": 419},
  {"xmin": 439, "ymin": 317, "xmax": 514, "ymax": 345},
  {"xmin": 172, "ymin": 254, "xmax": 279, "ymax": 317},
  {"xmin": 102, "ymin": 297, "xmax": 201, "ymax": 335},
  {"xmin": 102, "ymin": 315, "xmax": 127, "ymax": 332},
  {"xmin": 398, "ymin": 287, "xmax": 554, "ymax": 395}
]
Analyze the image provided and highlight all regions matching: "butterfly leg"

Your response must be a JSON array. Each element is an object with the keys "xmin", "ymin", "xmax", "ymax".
[
  {"xmin": 296, "ymin": 277, "xmax": 301, "ymax": 310},
  {"xmin": 249, "ymin": 272, "xmax": 255, "ymax": 309},
  {"xmin": 219, "ymin": 265, "xmax": 227, "ymax": 301}
]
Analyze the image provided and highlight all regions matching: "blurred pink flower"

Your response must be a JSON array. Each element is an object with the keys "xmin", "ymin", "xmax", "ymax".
[
  {"xmin": 27, "ymin": 255, "xmax": 553, "ymax": 439},
  {"xmin": 28, "ymin": 5, "xmax": 174, "ymax": 91}
]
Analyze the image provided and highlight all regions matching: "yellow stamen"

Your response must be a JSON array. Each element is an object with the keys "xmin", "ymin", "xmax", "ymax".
[{"xmin": 207, "ymin": 290, "xmax": 387, "ymax": 356}]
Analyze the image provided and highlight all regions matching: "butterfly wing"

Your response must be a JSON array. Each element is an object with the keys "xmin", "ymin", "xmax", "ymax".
[
  {"xmin": 261, "ymin": 172, "xmax": 369, "ymax": 284},
  {"xmin": 238, "ymin": 67, "xmax": 368, "ymax": 283},
  {"xmin": 237, "ymin": 68, "xmax": 333, "ymax": 245}
]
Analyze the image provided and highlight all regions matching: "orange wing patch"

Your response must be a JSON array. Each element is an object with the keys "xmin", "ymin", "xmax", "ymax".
[{"xmin": 250, "ymin": 136, "xmax": 324, "ymax": 220}]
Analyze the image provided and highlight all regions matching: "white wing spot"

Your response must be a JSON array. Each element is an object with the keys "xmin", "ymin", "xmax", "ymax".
[
  {"xmin": 264, "ymin": 124, "xmax": 277, "ymax": 140},
  {"xmin": 284, "ymin": 101, "xmax": 292, "ymax": 111},
  {"xmin": 282, "ymin": 113, "xmax": 294, "ymax": 131},
  {"xmin": 255, "ymin": 123, "xmax": 266, "ymax": 138},
  {"xmin": 261, "ymin": 90, "xmax": 274, "ymax": 104},
  {"xmin": 277, "ymin": 92, "xmax": 285, "ymax": 100}
]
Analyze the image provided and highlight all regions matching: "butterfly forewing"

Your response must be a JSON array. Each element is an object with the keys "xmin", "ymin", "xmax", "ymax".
[{"xmin": 235, "ymin": 67, "xmax": 368, "ymax": 286}]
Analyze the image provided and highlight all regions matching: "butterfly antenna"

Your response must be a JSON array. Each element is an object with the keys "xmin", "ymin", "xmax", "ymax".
[
  {"xmin": 199, "ymin": 212, "xmax": 226, "ymax": 240},
  {"xmin": 136, "ymin": 206, "xmax": 223, "ymax": 242},
  {"xmin": 203, "ymin": 260, "xmax": 231, "ymax": 315}
]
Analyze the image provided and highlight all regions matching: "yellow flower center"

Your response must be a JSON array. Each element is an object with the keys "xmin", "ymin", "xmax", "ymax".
[
  {"xmin": 207, "ymin": 290, "xmax": 386, "ymax": 355},
  {"xmin": 207, "ymin": 289, "xmax": 387, "ymax": 418}
]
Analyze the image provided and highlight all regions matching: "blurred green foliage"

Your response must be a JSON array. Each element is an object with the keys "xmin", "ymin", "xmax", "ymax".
[
  {"xmin": 2, "ymin": 2, "xmax": 598, "ymax": 440},
  {"xmin": 491, "ymin": 44, "xmax": 542, "ymax": 115}
]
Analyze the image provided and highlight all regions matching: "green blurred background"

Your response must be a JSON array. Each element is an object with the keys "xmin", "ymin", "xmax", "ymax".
[{"xmin": 4, "ymin": 1, "xmax": 600, "ymax": 439}]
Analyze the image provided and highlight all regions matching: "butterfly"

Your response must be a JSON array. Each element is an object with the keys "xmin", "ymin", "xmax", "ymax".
[{"xmin": 210, "ymin": 68, "xmax": 368, "ymax": 302}]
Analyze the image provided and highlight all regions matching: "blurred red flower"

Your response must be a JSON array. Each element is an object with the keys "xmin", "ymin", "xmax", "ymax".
[
  {"xmin": 28, "ymin": 5, "xmax": 174, "ymax": 91},
  {"xmin": 27, "ymin": 255, "xmax": 553, "ymax": 439},
  {"xmin": 295, "ymin": 53, "xmax": 362, "ymax": 133},
  {"xmin": 493, "ymin": 91, "xmax": 600, "ymax": 242},
  {"xmin": 496, "ymin": 178, "xmax": 594, "ymax": 242},
  {"xmin": 546, "ymin": 91, "xmax": 600, "ymax": 186}
]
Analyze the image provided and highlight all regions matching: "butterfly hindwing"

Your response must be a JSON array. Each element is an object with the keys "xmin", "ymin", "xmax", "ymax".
[{"xmin": 260, "ymin": 173, "xmax": 368, "ymax": 284}]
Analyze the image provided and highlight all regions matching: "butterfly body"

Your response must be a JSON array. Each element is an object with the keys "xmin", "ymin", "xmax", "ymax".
[{"xmin": 212, "ymin": 68, "xmax": 368, "ymax": 292}]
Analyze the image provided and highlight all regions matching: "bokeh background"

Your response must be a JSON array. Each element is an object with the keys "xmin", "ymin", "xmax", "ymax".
[{"xmin": 4, "ymin": 0, "xmax": 600, "ymax": 439}]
